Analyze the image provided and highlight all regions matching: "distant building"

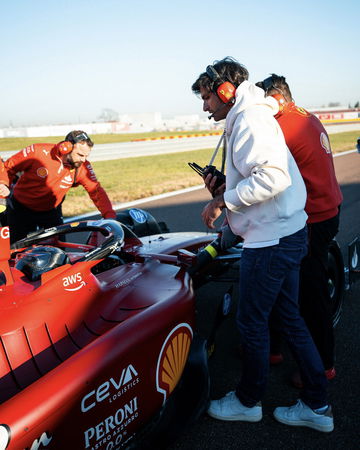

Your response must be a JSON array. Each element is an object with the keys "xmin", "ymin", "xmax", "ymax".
[
  {"xmin": 0, "ymin": 108, "xmax": 359, "ymax": 139},
  {"xmin": 0, "ymin": 112, "xmax": 222, "ymax": 138},
  {"xmin": 310, "ymin": 107, "xmax": 360, "ymax": 123}
]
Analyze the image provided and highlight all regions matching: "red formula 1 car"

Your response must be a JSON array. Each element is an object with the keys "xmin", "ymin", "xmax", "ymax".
[
  {"xmin": 0, "ymin": 208, "xmax": 348, "ymax": 450},
  {"xmin": 0, "ymin": 209, "xmax": 239, "ymax": 450}
]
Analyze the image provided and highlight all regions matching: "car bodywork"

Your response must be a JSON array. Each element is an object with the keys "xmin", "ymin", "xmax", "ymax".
[
  {"xmin": 0, "ymin": 207, "xmax": 350, "ymax": 449},
  {"xmin": 0, "ymin": 210, "xmax": 234, "ymax": 450}
]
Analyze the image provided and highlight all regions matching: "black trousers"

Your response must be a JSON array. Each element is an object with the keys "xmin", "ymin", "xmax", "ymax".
[
  {"xmin": 270, "ymin": 211, "xmax": 340, "ymax": 370},
  {"xmin": 7, "ymin": 196, "xmax": 63, "ymax": 244}
]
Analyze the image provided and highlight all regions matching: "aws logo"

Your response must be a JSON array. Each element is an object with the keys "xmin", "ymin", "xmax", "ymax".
[{"xmin": 62, "ymin": 272, "xmax": 85, "ymax": 291}]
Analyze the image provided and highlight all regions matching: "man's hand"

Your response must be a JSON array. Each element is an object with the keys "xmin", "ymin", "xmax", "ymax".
[
  {"xmin": 201, "ymin": 194, "xmax": 226, "ymax": 229},
  {"xmin": 0, "ymin": 184, "xmax": 10, "ymax": 198},
  {"xmin": 203, "ymin": 173, "xmax": 226, "ymax": 197}
]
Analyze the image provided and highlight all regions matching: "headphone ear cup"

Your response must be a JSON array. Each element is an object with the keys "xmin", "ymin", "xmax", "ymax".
[
  {"xmin": 57, "ymin": 141, "xmax": 73, "ymax": 155},
  {"xmin": 216, "ymin": 81, "xmax": 236, "ymax": 103}
]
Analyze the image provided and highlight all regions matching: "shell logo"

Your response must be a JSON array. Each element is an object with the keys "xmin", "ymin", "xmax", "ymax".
[
  {"xmin": 36, "ymin": 167, "xmax": 48, "ymax": 178},
  {"xmin": 156, "ymin": 323, "xmax": 193, "ymax": 404},
  {"xmin": 320, "ymin": 132, "xmax": 331, "ymax": 154}
]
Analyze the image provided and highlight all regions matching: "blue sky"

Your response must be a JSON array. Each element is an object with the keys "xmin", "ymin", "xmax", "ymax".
[{"xmin": 1, "ymin": 0, "xmax": 359, "ymax": 127}]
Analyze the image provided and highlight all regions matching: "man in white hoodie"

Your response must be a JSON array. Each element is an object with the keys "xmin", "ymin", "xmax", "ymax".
[{"xmin": 192, "ymin": 57, "xmax": 334, "ymax": 432}]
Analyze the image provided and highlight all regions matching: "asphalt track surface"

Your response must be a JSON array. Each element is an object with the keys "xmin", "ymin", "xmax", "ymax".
[
  {"xmin": 118, "ymin": 152, "xmax": 360, "ymax": 450},
  {"xmin": 2, "ymin": 122, "xmax": 359, "ymax": 162},
  {"xmin": 68, "ymin": 150, "xmax": 359, "ymax": 449}
]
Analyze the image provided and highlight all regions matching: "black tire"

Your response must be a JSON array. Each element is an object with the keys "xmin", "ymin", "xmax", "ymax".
[{"xmin": 328, "ymin": 240, "xmax": 345, "ymax": 327}]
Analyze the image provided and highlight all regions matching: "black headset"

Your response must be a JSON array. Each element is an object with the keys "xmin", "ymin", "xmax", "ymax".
[
  {"xmin": 255, "ymin": 75, "xmax": 276, "ymax": 93},
  {"xmin": 65, "ymin": 131, "xmax": 91, "ymax": 144}
]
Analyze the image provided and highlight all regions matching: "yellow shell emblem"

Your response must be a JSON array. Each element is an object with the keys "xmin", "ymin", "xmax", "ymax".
[
  {"xmin": 36, "ymin": 167, "xmax": 48, "ymax": 178},
  {"xmin": 156, "ymin": 323, "xmax": 193, "ymax": 403}
]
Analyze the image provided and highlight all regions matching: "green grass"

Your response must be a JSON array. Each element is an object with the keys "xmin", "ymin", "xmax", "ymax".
[
  {"xmin": 64, "ymin": 147, "xmax": 215, "ymax": 216},
  {"xmin": 1, "ymin": 130, "xmax": 357, "ymax": 217},
  {"xmin": 327, "ymin": 130, "xmax": 360, "ymax": 152}
]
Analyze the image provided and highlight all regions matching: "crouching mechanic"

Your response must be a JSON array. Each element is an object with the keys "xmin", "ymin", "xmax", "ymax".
[{"xmin": 0, "ymin": 130, "xmax": 116, "ymax": 243}]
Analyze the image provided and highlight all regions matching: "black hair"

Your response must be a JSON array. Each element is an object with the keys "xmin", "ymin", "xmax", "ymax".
[
  {"xmin": 192, "ymin": 56, "xmax": 249, "ymax": 96},
  {"xmin": 65, "ymin": 130, "xmax": 94, "ymax": 147},
  {"xmin": 255, "ymin": 74, "xmax": 293, "ymax": 103}
]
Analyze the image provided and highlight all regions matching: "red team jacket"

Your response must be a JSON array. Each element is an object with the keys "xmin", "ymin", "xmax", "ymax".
[
  {"xmin": 0, "ymin": 143, "xmax": 116, "ymax": 218},
  {"xmin": 276, "ymin": 103, "xmax": 343, "ymax": 223}
]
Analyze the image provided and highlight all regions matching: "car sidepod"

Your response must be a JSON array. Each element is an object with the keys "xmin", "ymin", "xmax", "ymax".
[{"xmin": 0, "ymin": 262, "xmax": 208, "ymax": 450}]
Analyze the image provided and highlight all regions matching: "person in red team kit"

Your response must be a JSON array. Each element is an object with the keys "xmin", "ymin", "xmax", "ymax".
[
  {"xmin": 256, "ymin": 75, "xmax": 343, "ymax": 386},
  {"xmin": 0, "ymin": 130, "xmax": 116, "ymax": 243}
]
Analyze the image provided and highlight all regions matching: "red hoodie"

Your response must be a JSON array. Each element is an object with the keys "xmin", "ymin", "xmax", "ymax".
[
  {"xmin": 276, "ymin": 103, "xmax": 343, "ymax": 223},
  {"xmin": 0, "ymin": 143, "xmax": 116, "ymax": 218}
]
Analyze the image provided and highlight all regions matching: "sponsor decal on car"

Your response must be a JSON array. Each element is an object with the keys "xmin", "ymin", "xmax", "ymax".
[
  {"xmin": 129, "ymin": 209, "xmax": 147, "ymax": 224},
  {"xmin": 0, "ymin": 227, "xmax": 10, "ymax": 271},
  {"xmin": 44, "ymin": 226, "xmax": 57, "ymax": 233},
  {"xmin": 115, "ymin": 273, "xmax": 142, "ymax": 288},
  {"xmin": 63, "ymin": 272, "xmax": 85, "ymax": 291},
  {"xmin": 156, "ymin": 323, "xmax": 193, "ymax": 404},
  {"xmin": 29, "ymin": 431, "xmax": 53, "ymax": 449},
  {"xmin": 0, "ymin": 227, "xmax": 9, "ymax": 240},
  {"xmin": 81, "ymin": 364, "xmax": 139, "ymax": 413},
  {"xmin": 83, "ymin": 397, "xmax": 139, "ymax": 449}
]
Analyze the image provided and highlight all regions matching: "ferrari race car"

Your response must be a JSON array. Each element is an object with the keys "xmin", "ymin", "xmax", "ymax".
[
  {"xmin": 0, "ymin": 208, "xmax": 351, "ymax": 450},
  {"xmin": 0, "ymin": 208, "xmax": 237, "ymax": 450}
]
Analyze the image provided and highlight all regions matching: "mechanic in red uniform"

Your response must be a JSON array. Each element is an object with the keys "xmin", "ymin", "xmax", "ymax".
[
  {"xmin": 0, "ymin": 130, "xmax": 116, "ymax": 243},
  {"xmin": 256, "ymin": 75, "xmax": 343, "ymax": 386}
]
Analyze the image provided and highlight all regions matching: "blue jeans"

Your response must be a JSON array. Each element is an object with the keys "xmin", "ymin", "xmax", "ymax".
[{"xmin": 235, "ymin": 227, "xmax": 328, "ymax": 410}]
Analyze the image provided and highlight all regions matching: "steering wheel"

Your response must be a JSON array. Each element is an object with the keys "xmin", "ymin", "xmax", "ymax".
[{"xmin": 10, "ymin": 219, "xmax": 125, "ymax": 262}]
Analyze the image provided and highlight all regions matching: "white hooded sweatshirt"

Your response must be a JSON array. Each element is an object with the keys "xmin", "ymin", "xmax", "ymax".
[{"xmin": 223, "ymin": 80, "xmax": 307, "ymax": 247}]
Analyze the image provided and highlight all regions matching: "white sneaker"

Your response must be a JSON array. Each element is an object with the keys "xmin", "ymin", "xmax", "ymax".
[
  {"xmin": 274, "ymin": 399, "xmax": 334, "ymax": 433},
  {"xmin": 207, "ymin": 391, "xmax": 262, "ymax": 422}
]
